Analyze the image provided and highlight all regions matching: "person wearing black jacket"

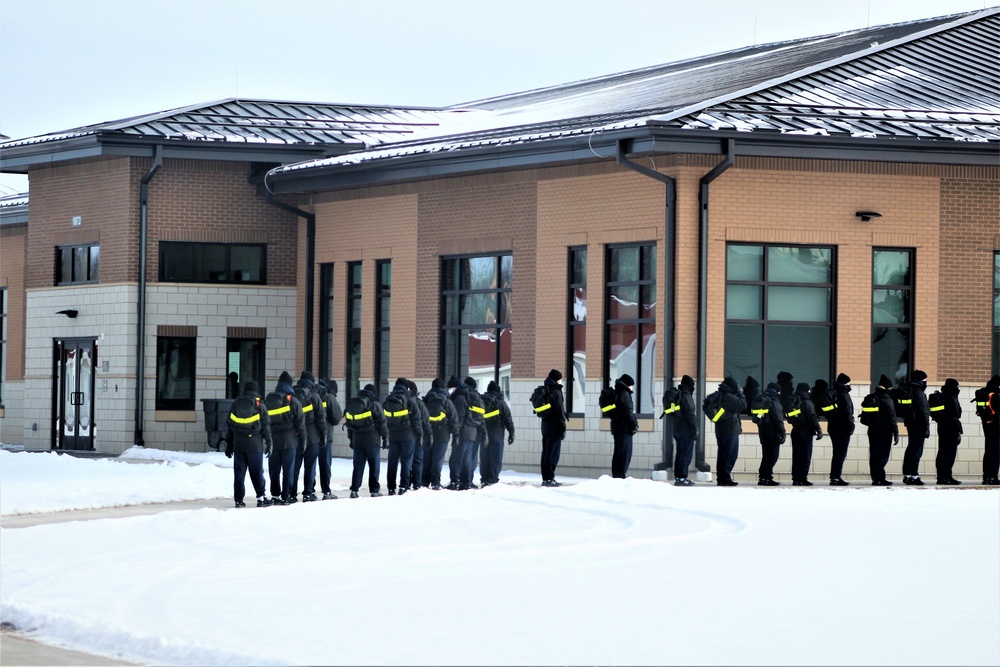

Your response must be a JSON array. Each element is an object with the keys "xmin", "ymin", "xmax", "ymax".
[
  {"xmin": 446, "ymin": 376, "xmax": 487, "ymax": 490},
  {"xmin": 827, "ymin": 373, "xmax": 855, "ymax": 486},
  {"xmin": 294, "ymin": 371, "xmax": 328, "ymax": 502},
  {"xmin": 672, "ymin": 375, "xmax": 698, "ymax": 486},
  {"xmin": 384, "ymin": 378, "xmax": 424, "ymax": 496},
  {"xmin": 790, "ymin": 382, "xmax": 822, "ymax": 486},
  {"xmin": 902, "ymin": 370, "xmax": 931, "ymax": 485},
  {"xmin": 868, "ymin": 374, "xmax": 900, "ymax": 486},
  {"xmin": 423, "ymin": 378, "xmax": 461, "ymax": 490},
  {"xmin": 316, "ymin": 378, "xmax": 342, "ymax": 500},
  {"xmin": 539, "ymin": 369, "xmax": 568, "ymax": 487},
  {"xmin": 267, "ymin": 372, "xmax": 307, "ymax": 505},
  {"xmin": 407, "ymin": 380, "xmax": 433, "ymax": 491},
  {"xmin": 935, "ymin": 378, "xmax": 963, "ymax": 485},
  {"xmin": 610, "ymin": 374, "xmax": 639, "ymax": 478},
  {"xmin": 756, "ymin": 382, "xmax": 786, "ymax": 486},
  {"xmin": 713, "ymin": 377, "xmax": 747, "ymax": 486},
  {"xmin": 225, "ymin": 381, "xmax": 273, "ymax": 508},
  {"xmin": 980, "ymin": 375, "xmax": 1000, "ymax": 486},
  {"xmin": 481, "ymin": 380, "xmax": 515, "ymax": 486},
  {"xmin": 347, "ymin": 383, "xmax": 389, "ymax": 498}
]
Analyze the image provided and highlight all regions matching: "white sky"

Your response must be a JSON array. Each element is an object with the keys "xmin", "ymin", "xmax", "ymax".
[
  {"xmin": 2, "ymin": 447, "xmax": 998, "ymax": 665},
  {"xmin": 0, "ymin": 0, "xmax": 994, "ymax": 194}
]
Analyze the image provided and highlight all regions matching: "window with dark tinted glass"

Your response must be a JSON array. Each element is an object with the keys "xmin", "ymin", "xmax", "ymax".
[
  {"xmin": 56, "ymin": 244, "xmax": 99, "ymax": 285},
  {"xmin": 871, "ymin": 248, "xmax": 913, "ymax": 389},
  {"xmin": 156, "ymin": 337, "xmax": 196, "ymax": 410},
  {"xmin": 374, "ymin": 260, "xmax": 391, "ymax": 399},
  {"xmin": 319, "ymin": 263, "xmax": 334, "ymax": 382},
  {"xmin": 159, "ymin": 242, "xmax": 265, "ymax": 284},
  {"xmin": 346, "ymin": 262, "xmax": 362, "ymax": 399}
]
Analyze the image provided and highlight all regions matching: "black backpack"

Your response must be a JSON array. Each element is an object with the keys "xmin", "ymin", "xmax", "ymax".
[
  {"xmin": 424, "ymin": 392, "xmax": 449, "ymax": 433},
  {"xmin": 782, "ymin": 393, "xmax": 805, "ymax": 425},
  {"xmin": 891, "ymin": 384, "xmax": 913, "ymax": 421},
  {"xmin": 344, "ymin": 394, "xmax": 375, "ymax": 433},
  {"xmin": 482, "ymin": 392, "xmax": 502, "ymax": 424},
  {"xmin": 383, "ymin": 392, "xmax": 411, "ymax": 434},
  {"xmin": 813, "ymin": 389, "xmax": 838, "ymax": 420},
  {"xmin": 974, "ymin": 387, "xmax": 995, "ymax": 424},
  {"xmin": 661, "ymin": 387, "xmax": 680, "ymax": 419},
  {"xmin": 264, "ymin": 391, "xmax": 294, "ymax": 430},
  {"xmin": 750, "ymin": 394, "xmax": 778, "ymax": 426},
  {"xmin": 859, "ymin": 392, "xmax": 880, "ymax": 426},
  {"xmin": 327, "ymin": 394, "xmax": 343, "ymax": 426},
  {"xmin": 703, "ymin": 391, "xmax": 723, "ymax": 422},
  {"xmin": 530, "ymin": 384, "xmax": 552, "ymax": 417},
  {"xmin": 229, "ymin": 394, "xmax": 262, "ymax": 434},
  {"xmin": 599, "ymin": 386, "xmax": 617, "ymax": 419},
  {"xmin": 928, "ymin": 390, "xmax": 946, "ymax": 423},
  {"xmin": 465, "ymin": 388, "xmax": 486, "ymax": 429},
  {"xmin": 292, "ymin": 385, "xmax": 316, "ymax": 425}
]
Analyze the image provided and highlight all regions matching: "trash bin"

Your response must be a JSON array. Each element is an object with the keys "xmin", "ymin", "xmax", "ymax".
[{"xmin": 201, "ymin": 398, "xmax": 234, "ymax": 451}]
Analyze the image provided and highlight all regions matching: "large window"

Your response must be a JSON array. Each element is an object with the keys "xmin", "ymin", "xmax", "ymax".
[
  {"xmin": 318, "ymin": 263, "xmax": 334, "ymax": 382},
  {"xmin": 993, "ymin": 253, "xmax": 999, "ymax": 375},
  {"xmin": 725, "ymin": 243, "xmax": 834, "ymax": 392},
  {"xmin": 567, "ymin": 247, "xmax": 587, "ymax": 415},
  {"xmin": 346, "ymin": 262, "xmax": 362, "ymax": 399},
  {"xmin": 871, "ymin": 248, "xmax": 913, "ymax": 388},
  {"xmin": 441, "ymin": 253, "xmax": 512, "ymax": 391},
  {"xmin": 605, "ymin": 243, "xmax": 656, "ymax": 414},
  {"xmin": 374, "ymin": 260, "xmax": 391, "ymax": 399},
  {"xmin": 156, "ymin": 337, "xmax": 196, "ymax": 410},
  {"xmin": 0, "ymin": 287, "xmax": 5, "ymax": 407},
  {"xmin": 159, "ymin": 242, "xmax": 265, "ymax": 284},
  {"xmin": 56, "ymin": 244, "xmax": 99, "ymax": 285}
]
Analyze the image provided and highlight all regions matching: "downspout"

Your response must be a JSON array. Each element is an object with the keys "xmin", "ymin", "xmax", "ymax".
[
  {"xmin": 135, "ymin": 145, "xmax": 163, "ymax": 447},
  {"xmin": 263, "ymin": 193, "xmax": 316, "ymax": 372},
  {"xmin": 615, "ymin": 140, "xmax": 676, "ymax": 473},
  {"xmin": 695, "ymin": 138, "xmax": 735, "ymax": 474}
]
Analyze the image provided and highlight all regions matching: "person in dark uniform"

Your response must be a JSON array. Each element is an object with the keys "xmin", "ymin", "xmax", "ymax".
[
  {"xmin": 225, "ymin": 381, "xmax": 273, "ymax": 507},
  {"xmin": 446, "ymin": 376, "xmax": 470, "ymax": 490},
  {"xmin": 755, "ymin": 382, "xmax": 786, "ymax": 486},
  {"xmin": 294, "ymin": 371, "xmax": 328, "ymax": 502},
  {"xmin": 776, "ymin": 370, "xmax": 794, "ymax": 403},
  {"xmin": 407, "ymin": 380, "xmax": 432, "ymax": 491},
  {"xmin": 790, "ymin": 382, "xmax": 822, "ymax": 486},
  {"xmin": 713, "ymin": 377, "xmax": 746, "ymax": 486},
  {"xmin": 481, "ymin": 380, "xmax": 515, "ymax": 486},
  {"xmin": 868, "ymin": 374, "xmax": 899, "ymax": 486},
  {"xmin": 384, "ymin": 378, "xmax": 424, "ymax": 496},
  {"xmin": 316, "ymin": 378, "xmax": 342, "ymax": 500},
  {"xmin": 902, "ymin": 370, "xmax": 931, "ymax": 485},
  {"xmin": 422, "ymin": 378, "xmax": 461, "ymax": 490},
  {"xmin": 981, "ymin": 375, "xmax": 1000, "ymax": 486},
  {"xmin": 671, "ymin": 375, "xmax": 698, "ymax": 486},
  {"xmin": 266, "ymin": 371, "xmax": 306, "ymax": 505},
  {"xmin": 935, "ymin": 378, "xmax": 963, "ymax": 485},
  {"xmin": 610, "ymin": 374, "xmax": 638, "ymax": 478},
  {"xmin": 827, "ymin": 373, "xmax": 855, "ymax": 486},
  {"xmin": 539, "ymin": 369, "xmax": 568, "ymax": 487},
  {"xmin": 346, "ymin": 383, "xmax": 389, "ymax": 498}
]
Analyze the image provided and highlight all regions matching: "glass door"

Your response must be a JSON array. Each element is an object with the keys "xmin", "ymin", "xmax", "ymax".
[{"xmin": 54, "ymin": 338, "xmax": 97, "ymax": 450}]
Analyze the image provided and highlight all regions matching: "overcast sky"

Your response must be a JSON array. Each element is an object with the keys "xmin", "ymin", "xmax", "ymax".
[{"xmin": 0, "ymin": 0, "xmax": 994, "ymax": 194}]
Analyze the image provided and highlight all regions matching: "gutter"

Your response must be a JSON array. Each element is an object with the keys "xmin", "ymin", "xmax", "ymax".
[
  {"xmin": 135, "ymin": 145, "xmax": 163, "ymax": 447},
  {"xmin": 695, "ymin": 138, "xmax": 735, "ymax": 476},
  {"xmin": 615, "ymin": 139, "xmax": 676, "ymax": 474}
]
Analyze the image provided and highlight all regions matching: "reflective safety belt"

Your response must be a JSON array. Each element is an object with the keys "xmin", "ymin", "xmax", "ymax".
[
  {"xmin": 929, "ymin": 404, "xmax": 945, "ymax": 414},
  {"xmin": 470, "ymin": 406, "xmax": 486, "ymax": 415},
  {"xmin": 820, "ymin": 403, "xmax": 837, "ymax": 413},
  {"xmin": 267, "ymin": 405, "xmax": 290, "ymax": 417},
  {"xmin": 602, "ymin": 403, "xmax": 617, "ymax": 414},
  {"xmin": 230, "ymin": 412, "xmax": 260, "ymax": 425},
  {"xmin": 861, "ymin": 406, "xmax": 879, "ymax": 414},
  {"xmin": 786, "ymin": 408, "xmax": 802, "ymax": 419},
  {"xmin": 429, "ymin": 412, "xmax": 446, "ymax": 422},
  {"xmin": 751, "ymin": 408, "xmax": 769, "ymax": 419},
  {"xmin": 386, "ymin": 409, "xmax": 409, "ymax": 418},
  {"xmin": 484, "ymin": 409, "xmax": 500, "ymax": 419},
  {"xmin": 346, "ymin": 411, "xmax": 372, "ymax": 421},
  {"xmin": 534, "ymin": 403, "xmax": 552, "ymax": 414},
  {"xmin": 711, "ymin": 407, "xmax": 725, "ymax": 422},
  {"xmin": 302, "ymin": 403, "xmax": 313, "ymax": 413},
  {"xmin": 662, "ymin": 404, "xmax": 678, "ymax": 415}
]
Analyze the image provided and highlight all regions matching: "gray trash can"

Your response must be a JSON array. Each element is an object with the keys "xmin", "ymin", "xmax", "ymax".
[{"xmin": 201, "ymin": 398, "xmax": 234, "ymax": 451}]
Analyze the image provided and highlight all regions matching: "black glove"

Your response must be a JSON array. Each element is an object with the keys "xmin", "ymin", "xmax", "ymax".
[
  {"xmin": 264, "ymin": 442, "xmax": 272, "ymax": 457},
  {"xmin": 507, "ymin": 434, "xmax": 514, "ymax": 445},
  {"xmin": 225, "ymin": 442, "xmax": 233, "ymax": 459},
  {"xmin": 816, "ymin": 431, "xmax": 823, "ymax": 441},
  {"xmin": 893, "ymin": 433, "xmax": 900, "ymax": 446},
  {"xmin": 381, "ymin": 439, "xmax": 388, "ymax": 450}
]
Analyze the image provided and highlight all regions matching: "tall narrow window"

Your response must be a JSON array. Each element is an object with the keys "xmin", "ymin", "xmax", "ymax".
[
  {"xmin": 605, "ymin": 243, "xmax": 656, "ymax": 414},
  {"xmin": 872, "ymin": 248, "xmax": 914, "ymax": 388},
  {"xmin": 441, "ymin": 253, "xmax": 512, "ymax": 390},
  {"xmin": 725, "ymin": 243, "xmax": 834, "ymax": 391},
  {"xmin": 156, "ymin": 336, "xmax": 196, "ymax": 410},
  {"xmin": 993, "ymin": 253, "xmax": 999, "ymax": 375},
  {"xmin": 0, "ymin": 287, "xmax": 6, "ymax": 407},
  {"xmin": 374, "ymin": 260, "xmax": 391, "ymax": 399},
  {"xmin": 346, "ymin": 262, "xmax": 362, "ymax": 399},
  {"xmin": 567, "ymin": 247, "xmax": 587, "ymax": 415},
  {"xmin": 319, "ymin": 263, "xmax": 334, "ymax": 382},
  {"xmin": 56, "ymin": 244, "xmax": 99, "ymax": 285}
]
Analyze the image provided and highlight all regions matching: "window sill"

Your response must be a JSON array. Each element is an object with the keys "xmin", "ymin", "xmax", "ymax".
[{"xmin": 155, "ymin": 410, "xmax": 197, "ymax": 422}]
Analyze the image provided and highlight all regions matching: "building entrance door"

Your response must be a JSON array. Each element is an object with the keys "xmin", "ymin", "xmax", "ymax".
[{"xmin": 53, "ymin": 338, "xmax": 97, "ymax": 451}]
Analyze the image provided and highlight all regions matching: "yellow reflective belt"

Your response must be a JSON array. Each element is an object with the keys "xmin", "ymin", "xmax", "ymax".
[
  {"xmin": 821, "ymin": 404, "xmax": 837, "ymax": 412},
  {"xmin": 663, "ymin": 404, "xmax": 679, "ymax": 415},
  {"xmin": 230, "ymin": 413, "xmax": 260, "ymax": 425},
  {"xmin": 346, "ymin": 411, "xmax": 372, "ymax": 421},
  {"xmin": 602, "ymin": 404, "xmax": 616, "ymax": 414},
  {"xmin": 429, "ymin": 413, "xmax": 446, "ymax": 422},
  {"xmin": 322, "ymin": 401, "xmax": 328, "ymax": 408},
  {"xmin": 711, "ymin": 407, "xmax": 725, "ymax": 422},
  {"xmin": 786, "ymin": 409, "xmax": 801, "ymax": 418},
  {"xmin": 534, "ymin": 403, "xmax": 552, "ymax": 413},
  {"xmin": 267, "ymin": 405, "xmax": 290, "ymax": 417},
  {"xmin": 484, "ymin": 409, "xmax": 500, "ymax": 419},
  {"xmin": 976, "ymin": 401, "xmax": 987, "ymax": 408},
  {"xmin": 861, "ymin": 407, "xmax": 879, "ymax": 413},
  {"xmin": 929, "ymin": 405, "xmax": 944, "ymax": 412},
  {"xmin": 751, "ymin": 408, "xmax": 769, "ymax": 417},
  {"xmin": 898, "ymin": 399, "xmax": 912, "ymax": 405},
  {"xmin": 387, "ymin": 409, "xmax": 409, "ymax": 418},
  {"xmin": 302, "ymin": 404, "xmax": 313, "ymax": 413},
  {"xmin": 470, "ymin": 406, "xmax": 486, "ymax": 415}
]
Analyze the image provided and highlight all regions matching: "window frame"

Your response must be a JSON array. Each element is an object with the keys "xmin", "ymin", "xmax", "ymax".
[
  {"xmin": 158, "ymin": 241, "xmax": 267, "ymax": 285},
  {"xmin": 993, "ymin": 252, "xmax": 999, "ymax": 375},
  {"xmin": 0, "ymin": 287, "xmax": 6, "ymax": 407},
  {"xmin": 374, "ymin": 260, "xmax": 391, "ymax": 400},
  {"xmin": 871, "ymin": 247, "xmax": 915, "ymax": 390},
  {"xmin": 567, "ymin": 246, "xmax": 587, "ymax": 416},
  {"xmin": 155, "ymin": 336, "xmax": 197, "ymax": 411},
  {"xmin": 56, "ymin": 243, "xmax": 99, "ymax": 286},
  {"xmin": 345, "ymin": 261, "xmax": 362, "ymax": 400},
  {"xmin": 318, "ymin": 263, "xmax": 334, "ymax": 382}
]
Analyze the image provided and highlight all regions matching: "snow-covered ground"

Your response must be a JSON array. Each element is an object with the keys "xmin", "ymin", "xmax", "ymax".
[{"xmin": 1, "ymin": 448, "xmax": 998, "ymax": 666}]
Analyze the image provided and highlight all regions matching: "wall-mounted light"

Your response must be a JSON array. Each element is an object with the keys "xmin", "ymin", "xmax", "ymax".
[
  {"xmin": 856, "ymin": 210, "xmax": 882, "ymax": 222},
  {"xmin": 56, "ymin": 309, "xmax": 79, "ymax": 318}
]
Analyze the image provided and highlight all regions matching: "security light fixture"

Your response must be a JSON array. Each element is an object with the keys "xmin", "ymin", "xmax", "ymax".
[
  {"xmin": 856, "ymin": 210, "xmax": 882, "ymax": 222},
  {"xmin": 56, "ymin": 309, "xmax": 79, "ymax": 318}
]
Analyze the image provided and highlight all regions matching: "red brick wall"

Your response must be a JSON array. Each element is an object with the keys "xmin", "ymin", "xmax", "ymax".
[{"xmin": 0, "ymin": 224, "xmax": 26, "ymax": 381}]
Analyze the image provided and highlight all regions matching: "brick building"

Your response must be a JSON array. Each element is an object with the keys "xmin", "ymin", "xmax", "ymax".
[{"xmin": 2, "ymin": 9, "xmax": 998, "ymax": 483}]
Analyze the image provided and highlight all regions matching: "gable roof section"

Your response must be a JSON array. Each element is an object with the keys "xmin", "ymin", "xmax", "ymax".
[
  {"xmin": 267, "ymin": 8, "xmax": 999, "ymax": 190},
  {"xmin": 0, "ymin": 99, "xmax": 452, "ymax": 173}
]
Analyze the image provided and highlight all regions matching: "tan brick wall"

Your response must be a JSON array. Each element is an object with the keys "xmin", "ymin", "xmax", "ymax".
[{"xmin": 0, "ymin": 224, "xmax": 26, "ymax": 381}]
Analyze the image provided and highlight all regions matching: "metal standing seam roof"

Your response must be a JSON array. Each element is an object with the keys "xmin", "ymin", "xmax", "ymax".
[{"xmin": 270, "ymin": 7, "xmax": 1000, "ymax": 176}]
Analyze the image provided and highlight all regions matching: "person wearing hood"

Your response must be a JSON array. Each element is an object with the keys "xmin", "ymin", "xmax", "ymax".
[
  {"xmin": 406, "ymin": 380, "xmax": 433, "ymax": 491},
  {"xmin": 293, "ymin": 371, "xmax": 328, "ymax": 502},
  {"xmin": 777, "ymin": 371, "xmax": 795, "ymax": 403},
  {"xmin": 790, "ymin": 382, "xmax": 822, "ymax": 486},
  {"xmin": 827, "ymin": 373, "xmax": 855, "ymax": 486},
  {"xmin": 901, "ymin": 370, "xmax": 931, "ymax": 485},
  {"xmin": 671, "ymin": 375, "xmax": 699, "ymax": 486},
  {"xmin": 447, "ymin": 376, "xmax": 486, "ymax": 490},
  {"xmin": 422, "ymin": 378, "xmax": 461, "ymax": 490},
  {"xmin": 935, "ymin": 378, "xmax": 963, "ymax": 485},
  {"xmin": 539, "ymin": 369, "xmax": 568, "ymax": 487},
  {"xmin": 610, "ymin": 374, "xmax": 639, "ymax": 478},
  {"xmin": 755, "ymin": 382, "xmax": 786, "ymax": 486},
  {"xmin": 224, "ymin": 381, "xmax": 273, "ymax": 508},
  {"xmin": 316, "ymin": 379, "xmax": 342, "ymax": 500},
  {"xmin": 868, "ymin": 374, "xmax": 899, "ymax": 486},
  {"xmin": 347, "ymin": 383, "xmax": 389, "ymax": 498},
  {"xmin": 384, "ymin": 378, "xmax": 424, "ymax": 496},
  {"xmin": 480, "ymin": 380, "xmax": 515, "ymax": 486},
  {"xmin": 713, "ymin": 376, "xmax": 747, "ymax": 486},
  {"xmin": 266, "ymin": 371, "xmax": 306, "ymax": 505},
  {"xmin": 982, "ymin": 375, "xmax": 1000, "ymax": 485}
]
